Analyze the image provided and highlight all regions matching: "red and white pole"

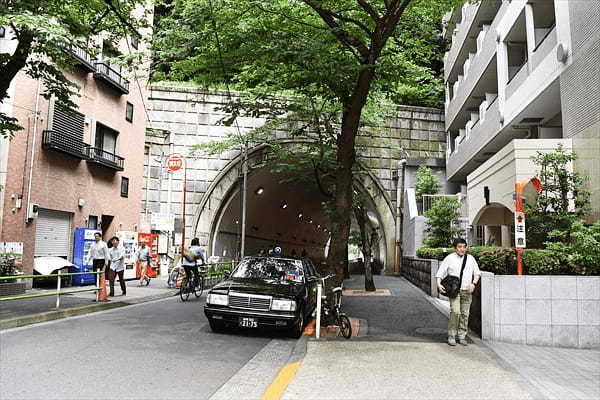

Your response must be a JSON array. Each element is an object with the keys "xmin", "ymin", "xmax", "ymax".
[{"xmin": 181, "ymin": 158, "xmax": 187, "ymax": 254}]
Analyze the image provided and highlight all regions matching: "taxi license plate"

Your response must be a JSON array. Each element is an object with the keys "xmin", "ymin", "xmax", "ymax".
[{"xmin": 239, "ymin": 317, "xmax": 258, "ymax": 328}]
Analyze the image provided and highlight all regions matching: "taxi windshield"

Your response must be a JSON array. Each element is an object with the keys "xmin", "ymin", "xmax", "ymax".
[{"xmin": 231, "ymin": 258, "xmax": 304, "ymax": 283}]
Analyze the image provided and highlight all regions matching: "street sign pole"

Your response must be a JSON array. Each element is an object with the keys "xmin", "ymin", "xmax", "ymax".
[
  {"xmin": 514, "ymin": 177, "xmax": 541, "ymax": 275},
  {"xmin": 166, "ymin": 154, "xmax": 186, "ymax": 254}
]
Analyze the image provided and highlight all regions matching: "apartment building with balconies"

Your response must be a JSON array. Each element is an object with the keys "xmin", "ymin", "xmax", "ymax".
[
  {"xmin": 443, "ymin": 0, "xmax": 600, "ymax": 246},
  {"xmin": 0, "ymin": 16, "xmax": 152, "ymax": 274}
]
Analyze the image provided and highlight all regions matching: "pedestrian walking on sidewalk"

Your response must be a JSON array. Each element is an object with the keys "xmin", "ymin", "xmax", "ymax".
[
  {"xmin": 108, "ymin": 236, "xmax": 126, "ymax": 296},
  {"xmin": 137, "ymin": 241, "xmax": 152, "ymax": 286},
  {"xmin": 87, "ymin": 232, "xmax": 109, "ymax": 282},
  {"xmin": 436, "ymin": 238, "xmax": 481, "ymax": 346}
]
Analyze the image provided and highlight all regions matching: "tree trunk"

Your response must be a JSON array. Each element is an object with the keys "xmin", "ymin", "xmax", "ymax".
[
  {"xmin": 325, "ymin": 67, "xmax": 375, "ymax": 287},
  {"xmin": 0, "ymin": 30, "xmax": 34, "ymax": 103},
  {"xmin": 354, "ymin": 206, "xmax": 376, "ymax": 291}
]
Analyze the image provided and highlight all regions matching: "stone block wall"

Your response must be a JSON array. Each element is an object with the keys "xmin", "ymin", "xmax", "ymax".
[
  {"xmin": 401, "ymin": 257, "xmax": 439, "ymax": 297},
  {"xmin": 479, "ymin": 274, "xmax": 600, "ymax": 348}
]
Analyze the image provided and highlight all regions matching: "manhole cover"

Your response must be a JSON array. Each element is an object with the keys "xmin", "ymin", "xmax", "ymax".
[{"xmin": 414, "ymin": 327, "xmax": 447, "ymax": 335}]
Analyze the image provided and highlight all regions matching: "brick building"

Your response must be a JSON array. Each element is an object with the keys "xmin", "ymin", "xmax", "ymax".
[{"xmin": 0, "ymin": 23, "xmax": 152, "ymax": 276}]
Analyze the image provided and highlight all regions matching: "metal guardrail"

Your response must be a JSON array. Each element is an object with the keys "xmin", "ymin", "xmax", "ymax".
[
  {"xmin": 42, "ymin": 130, "xmax": 89, "ymax": 159},
  {"xmin": 0, "ymin": 271, "xmax": 102, "ymax": 308},
  {"xmin": 170, "ymin": 261, "xmax": 234, "ymax": 289},
  {"xmin": 87, "ymin": 146, "xmax": 125, "ymax": 171},
  {"xmin": 94, "ymin": 61, "xmax": 130, "ymax": 93}
]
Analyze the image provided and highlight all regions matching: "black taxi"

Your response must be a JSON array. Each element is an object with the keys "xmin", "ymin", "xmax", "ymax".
[{"xmin": 204, "ymin": 256, "xmax": 319, "ymax": 337}]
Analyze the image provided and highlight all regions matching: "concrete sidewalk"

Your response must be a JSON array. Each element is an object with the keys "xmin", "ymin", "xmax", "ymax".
[
  {"xmin": 279, "ymin": 275, "xmax": 598, "ymax": 400},
  {"xmin": 0, "ymin": 278, "xmax": 178, "ymax": 329}
]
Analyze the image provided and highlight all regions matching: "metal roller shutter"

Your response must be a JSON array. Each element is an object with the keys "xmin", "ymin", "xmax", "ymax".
[{"xmin": 35, "ymin": 209, "xmax": 72, "ymax": 257}]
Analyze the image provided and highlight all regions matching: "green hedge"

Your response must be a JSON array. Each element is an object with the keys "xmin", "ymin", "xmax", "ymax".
[{"xmin": 416, "ymin": 246, "xmax": 594, "ymax": 275}]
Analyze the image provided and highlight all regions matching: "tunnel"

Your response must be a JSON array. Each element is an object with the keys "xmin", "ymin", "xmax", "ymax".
[{"xmin": 192, "ymin": 141, "xmax": 397, "ymax": 272}]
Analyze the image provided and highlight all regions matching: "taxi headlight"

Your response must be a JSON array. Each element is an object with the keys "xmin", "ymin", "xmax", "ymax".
[
  {"xmin": 271, "ymin": 299, "xmax": 296, "ymax": 311},
  {"xmin": 207, "ymin": 293, "xmax": 228, "ymax": 306}
]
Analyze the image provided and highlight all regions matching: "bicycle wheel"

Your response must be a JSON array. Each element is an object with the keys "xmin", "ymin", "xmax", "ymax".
[
  {"xmin": 180, "ymin": 277, "xmax": 190, "ymax": 301},
  {"xmin": 338, "ymin": 314, "xmax": 352, "ymax": 339},
  {"xmin": 195, "ymin": 276, "xmax": 204, "ymax": 298}
]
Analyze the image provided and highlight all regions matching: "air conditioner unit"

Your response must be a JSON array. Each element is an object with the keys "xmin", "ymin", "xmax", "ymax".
[{"xmin": 27, "ymin": 203, "xmax": 39, "ymax": 220}]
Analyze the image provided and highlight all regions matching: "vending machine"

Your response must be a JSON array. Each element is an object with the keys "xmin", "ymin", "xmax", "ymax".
[
  {"xmin": 136, "ymin": 233, "xmax": 159, "ymax": 278},
  {"xmin": 72, "ymin": 228, "xmax": 102, "ymax": 285},
  {"xmin": 116, "ymin": 231, "xmax": 138, "ymax": 280}
]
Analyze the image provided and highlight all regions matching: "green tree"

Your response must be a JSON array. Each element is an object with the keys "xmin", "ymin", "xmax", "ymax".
[
  {"xmin": 415, "ymin": 165, "xmax": 439, "ymax": 201},
  {"xmin": 154, "ymin": 0, "xmax": 463, "ymax": 282},
  {"xmin": 424, "ymin": 196, "xmax": 461, "ymax": 248},
  {"xmin": 526, "ymin": 144, "xmax": 590, "ymax": 248},
  {"xmin": 0, "ymin": 0, "xmax": 151, "ymax": 137}
]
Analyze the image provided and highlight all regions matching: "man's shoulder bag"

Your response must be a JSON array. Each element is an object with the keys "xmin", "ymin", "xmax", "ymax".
[{"xmin": 441, "ymin": 254, "xmax": 468, "ymax": 298}]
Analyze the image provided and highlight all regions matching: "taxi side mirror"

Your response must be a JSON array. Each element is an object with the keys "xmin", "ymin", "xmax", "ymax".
[{"xmin": 223, "ymin": 270, "xmax": 231, "ymax": 278}]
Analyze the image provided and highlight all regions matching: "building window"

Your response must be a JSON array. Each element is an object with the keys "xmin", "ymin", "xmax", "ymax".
[
  {"xmin": 88, "ymin": 215, "xmax": 98, "ymax": 229},
  {"xmin": 126, "ymin": 102, "xmax": 134, "ymax": 122},
  {"xmin": 95, "ymin": 123, "xmax": 119, "ymax": 155},
  {"xmin": 121, "ymin": 177, "xmax": 129, "ymax": 198},
  {"xmin": 131, "ymin": 36, "xmax": 139, "ymax": 50}
]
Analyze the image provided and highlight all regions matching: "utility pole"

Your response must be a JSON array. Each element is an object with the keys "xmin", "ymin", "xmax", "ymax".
[{"xmin": 240, "ymin": 143, "xmax": 248, "ymax": 259}]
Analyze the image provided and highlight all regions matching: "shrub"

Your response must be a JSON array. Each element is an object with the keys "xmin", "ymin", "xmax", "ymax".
[
  {"xmin": 521, "ymin": 249, "xmax": 563, "ymax": 275},
  {"xmin": 416, "ymin": 246, "xmax": 451, "ymax": 260},
  {"xmin": 417, "ymin": 243, "xmax": 600, "ymax": 275}
]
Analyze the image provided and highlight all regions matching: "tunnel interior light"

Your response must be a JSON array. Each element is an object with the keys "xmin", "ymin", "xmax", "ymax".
[
  {"xmin": 255, "ymin": 187, "xmax": 264, "ymax": 195},
  {"xmin": 297, "ymin": 212, "xmax": 303, "ymax": 219},
  {"xmin": 235, "ymin": 220, "xmax": 239, "ymax": 224},
  {"xmin": 281, "ymin": 202, "xmax": 288, "ymax": 209},
  {"xmin": 309, "ymin": 219, "xmax": 313, "ymax": 224}
]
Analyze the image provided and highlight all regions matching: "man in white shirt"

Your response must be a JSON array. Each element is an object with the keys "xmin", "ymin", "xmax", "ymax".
[
  {"xmin": 436, "ymin": 238, "xmax": 481, "ymax": 346},
  {"xmin": 87, "ymin": 232, "xmax": 109, "ymax": 279}
]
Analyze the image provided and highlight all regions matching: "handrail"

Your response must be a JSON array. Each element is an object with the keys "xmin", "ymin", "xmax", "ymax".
[
  {"xmin": 0, "ymin": 271, "xmax": 100, "ymax": 280},
  {"xmin": 0, "ymin": 270, "xmax": 102, "ymax": 307}
]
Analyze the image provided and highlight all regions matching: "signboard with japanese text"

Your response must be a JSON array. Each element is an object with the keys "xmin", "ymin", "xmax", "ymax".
[
  {"xmin": 151, "ymin": 213, "xmax": 175, "ymax": 231},
  {"xmin": 514, "ymin": 211, "xmax": 526, "ymax": 248}
]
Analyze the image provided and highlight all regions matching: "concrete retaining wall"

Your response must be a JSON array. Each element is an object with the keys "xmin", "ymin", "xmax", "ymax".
[{"xmin": 479, "ymin": 274, "xmax": 600, "ymax": 348}]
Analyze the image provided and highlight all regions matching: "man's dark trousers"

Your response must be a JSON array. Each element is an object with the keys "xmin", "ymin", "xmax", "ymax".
[{"xmin": 109, "ymin": 270, "xmax": 126, "ymax": 296}]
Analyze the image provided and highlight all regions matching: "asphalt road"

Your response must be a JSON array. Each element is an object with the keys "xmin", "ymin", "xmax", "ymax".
[{"xmin": 0, "ymin": 296, "xmax": 288, "ymax": 400}]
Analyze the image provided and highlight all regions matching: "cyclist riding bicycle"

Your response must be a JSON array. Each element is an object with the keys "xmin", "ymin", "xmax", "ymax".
[{"xmin": 182, "ymin": 237, "xmax": 205, "ymax": 288}]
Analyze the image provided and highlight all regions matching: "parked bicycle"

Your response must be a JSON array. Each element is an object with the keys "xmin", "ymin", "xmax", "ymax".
[
  {"xmin": 319, "ymin": 274, "xmax": 352, "ymax": 339},
  {"xmin": 179, "ymin": 266, "xmax": 207, "ymax": 301}
]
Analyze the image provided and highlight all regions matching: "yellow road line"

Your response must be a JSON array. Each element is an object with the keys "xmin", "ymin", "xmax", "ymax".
[{"xmin": 261, "ymin": 361, "xmax": 301, "ymax": 400}]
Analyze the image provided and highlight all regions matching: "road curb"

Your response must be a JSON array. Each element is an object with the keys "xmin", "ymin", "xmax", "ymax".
[{"xmin": 0, "ymin": 290, "xmax": 178, "ymax": 330}]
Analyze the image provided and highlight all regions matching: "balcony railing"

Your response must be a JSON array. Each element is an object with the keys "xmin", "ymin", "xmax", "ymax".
[
  {"xmin": 69, "ymin": 45, "xmax": 95, "ymax": 72},
  {"xmin": 94, "ymin": 62, "xmax": 130, "ymax": 94},
  {"xmin": 42, "ymin": 130, "xmax": 89, "ymax": 159},
  {"xmin": 86, "ymin": 147, "xmax": 124, "ymax": 171}
]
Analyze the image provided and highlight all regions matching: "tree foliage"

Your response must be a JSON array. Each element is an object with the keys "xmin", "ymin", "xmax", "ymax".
[
  {"xmin": 154, "ymin": 0, "xmax": 464, "ymax": 281},
  {"xmin": 424, "ymin": 196, "xmax": 461, "ymax": 248},
  {"xmin": 415, "ymin": 165, "xmax": 439, "ymax": 201},
  {"xmin": 0, "ymin": 0, "xmax": 151, "ymax": 137},
  {"xmin": 526, "ymin": 144, "xmax": 590, "ymax": 248}
]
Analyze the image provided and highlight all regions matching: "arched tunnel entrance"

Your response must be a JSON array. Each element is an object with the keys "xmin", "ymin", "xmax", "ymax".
[
  {"xmin": 212, "ymin": 165, "xmax": 331, "ymax": 262},
  {"xmin": 192, "ymin": 141, "xmax": 397, "ymax": 273}
]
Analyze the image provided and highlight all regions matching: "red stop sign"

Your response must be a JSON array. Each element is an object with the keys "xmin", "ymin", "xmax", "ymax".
[{"xmin": 167, "ymin": 155, "xmax": 183, "ymax": 171}]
